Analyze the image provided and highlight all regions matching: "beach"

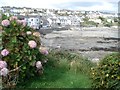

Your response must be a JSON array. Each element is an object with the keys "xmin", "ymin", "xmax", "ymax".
[{"xmin": 41, "ymin": 27, "xmax": 119, "ymax": 61}]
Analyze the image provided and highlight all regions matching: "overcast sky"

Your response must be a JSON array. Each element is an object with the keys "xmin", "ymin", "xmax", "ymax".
[{"xmin": 0, "ymin": 0, "xmax": 119, "ymax": 12}]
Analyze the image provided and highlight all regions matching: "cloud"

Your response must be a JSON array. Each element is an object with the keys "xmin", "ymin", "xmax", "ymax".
[
  {"xmin": 74, "ymin": 2, "xmax": 117, "ymax": 11},
  {"xmin": 0, "ymin": 0, "xmax": 118, "ymax": 12},
  {"xmin": 52, "ymin": 0, "xmax": 118, "ymax": 12}
]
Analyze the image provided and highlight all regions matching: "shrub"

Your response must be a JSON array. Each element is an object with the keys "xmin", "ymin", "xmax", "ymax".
[
  {"xmin": 104, "ymin": 22, "xmax": 112, "ymax": 27},
  {"xmin": 91, "ymin": 53, "xmax": 120, "ymax": 89},
  {"xmin": 0, "ymin": 16, "xmax": 48, "ymax": 88},
  {"xmin": 47, "ymin": 50, "xmax": 94, "ymax": 75}
]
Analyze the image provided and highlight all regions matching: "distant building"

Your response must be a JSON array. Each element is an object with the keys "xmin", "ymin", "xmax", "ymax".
[
  {"xmin": 89, "ymin": 19, "xmax": 102, "ymax": 24},
  {"xmin": 68, "ymin": 16, "xmax": 81, "ymax": 27},
  {"xmin": 25, "ymin": 16, "xmax": 41, "ymax": 29},
  {"xmin": 107, "ymin": 19, "xmax": 114, "ymax": 23},
  {"xmin": 18, "ymin": 15, "xmax": 41, "ymax": 29}
]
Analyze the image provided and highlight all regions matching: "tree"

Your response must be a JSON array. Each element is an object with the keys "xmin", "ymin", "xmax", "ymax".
[
  {"xmin": 98, "ymin": 16, "xmax": 105, "ymax": 21},
  {"xmin": 83, "ymin": 16, "xmax": 89, "ymax": 22},
  {"xmin": 114, "ymin": 17, "xmax": 118, "ymax": 22}
]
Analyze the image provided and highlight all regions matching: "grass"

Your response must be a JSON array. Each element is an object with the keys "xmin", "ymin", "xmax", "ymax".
[{"xmin": 17, "ymin": 50, "xmax": 94, "ymax": 88}]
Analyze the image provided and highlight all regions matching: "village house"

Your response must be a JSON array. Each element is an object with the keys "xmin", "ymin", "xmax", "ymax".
[
  {"xmin": 68, "ymin": 16, "xmax": 81, "ymax": 27},
  {"xmin": 25, "ymin": 15, "xmax": 42, "ymax": 29},
  {"xmin": 89, "ymin": 18, "xmax": 102, "ymax": 24},
  {"xmin": 17, "ymin": 15, "xmax": 42, "ymax": 29},
  {"xmin": 1, "ymin": 6, "xmax": 118, "ymax": 29},
  {"xmin": 10, "ymin": 7, "xmax": 23, "ymax": 13}
]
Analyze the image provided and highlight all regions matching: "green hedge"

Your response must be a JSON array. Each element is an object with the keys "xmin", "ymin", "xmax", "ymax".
[{"xmin": 91, "ymin": 53, "xmax": 120, "ymax": 89}]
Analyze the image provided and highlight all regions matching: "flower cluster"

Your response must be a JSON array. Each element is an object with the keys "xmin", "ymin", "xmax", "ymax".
[
  {"xmin": 9, "ymin": 16, "xmax": 18, "ymax": 21},
  {"xmin": 0, "ymin": 15, "xmax": 49, "ymax": 87},
  {"xmin": 28, "ymin": 40, "xmax": 37, "ymax": 48},
  {"xmin": 0, "ymin": 60, "xmax": 8, "ymax": 76},
  {"xmin": 33, "ymin": 32, "xmax": 41, "ymax": 37},
  {"xmin": 0, "ymin": 16, "xmax": 48, "ymax": 88},
  {"xmin": 17, "ymin": 20, "xmax": 26, "ymax": 26},
  {"xmin": 0, "ymin": 49, "xmax": 9, "ymax": 76},
  {"xmin": 26, "ymin": 31, "xmax": 32, "ymax": 35},
  {"xmin": 1, "ymin": 49, "xmax": 9, "ymax": 57},
  {"xmin": 39, "ymin": 47, "xmax": 49, "ymax": 55},
  {"xmin": 1, "ymin": 20, "xmax": 10, "ymax": 27},
  {"xmin": 36, "ymin": 61, "xmax": 42, "ymax": 69},
  {"xmin": 0, "ymin": 60, "xmax": 7, "ymax": 69}
]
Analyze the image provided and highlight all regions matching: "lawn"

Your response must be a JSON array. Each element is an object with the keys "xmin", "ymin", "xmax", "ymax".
[{"xmin": 17, "ymin": 50, "xmax": 94, "ymax": 88}]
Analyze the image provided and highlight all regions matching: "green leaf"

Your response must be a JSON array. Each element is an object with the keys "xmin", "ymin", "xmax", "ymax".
[
  {"xmin": 17, "ymin": 59, "xmax": 20, "ymax": 61},
  {"xmin": 22, "ymin": 66, "xmax": 26, "ymax": 70},
  {"xmin": 29, "ymin": 56, "xmax": 32, "ymax": 61},
  {"xmin": 12, "ymin": 36, "xmax": 17, "ymax": 43}
]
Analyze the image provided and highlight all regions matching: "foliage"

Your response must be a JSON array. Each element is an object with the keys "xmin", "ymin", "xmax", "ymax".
[
  {"xmin": 98, "ymin": 16, "xmax": 106, "ymax": 22},
  {"xmin": 47, "ymin": 50, "xmax": 94, "ymax": 75},
  {"xmin": 81, "ymin": 21, "xmax": 98, "ymax": 27},
  {"xmin": 83, "ymin": 16, "xmax": 89, "ymax": 22},
  {"xmin": 91, "ymin": 53, "xmax": 120, "ymax": 89},
  {"xmin": 1, "ymin": 14, "xmax": 8, "ymax": 21},
  {"xmin": 0, "ymin": 16, "xmax": 48, "ymax": 88},
  {"xmin": 104, "ymin": 22, "xmax": 113, "ymax": 27},
  {"xmin": 114, "ymin": 17, "xmax": 118, "ymax": 22},
  {"xmin": 17, "ymin": 50, "xmax": 93, "ymax": 88}
]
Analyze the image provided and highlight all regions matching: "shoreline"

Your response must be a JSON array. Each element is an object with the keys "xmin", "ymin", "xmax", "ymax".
[{"xmin": 41, "ymin": 27, "xmax": 119, "ymax": 61}]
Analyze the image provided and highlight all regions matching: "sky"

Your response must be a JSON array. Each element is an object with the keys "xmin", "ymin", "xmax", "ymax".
[{"xmin": 0, "ymin": 0, "xmax": 119, "ymax": 13}]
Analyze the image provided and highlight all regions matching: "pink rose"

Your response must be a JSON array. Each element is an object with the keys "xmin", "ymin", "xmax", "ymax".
[
  {"xmin": 1, "ymin": 49, "xmax": 9, "ymax": 56},
  {"xmin": 0, "ymin": 60, "xmax": 7, "ymax": 69},
  {"xmin": 1, "ymin": 19, "xmax": 10, "ymax": 27},
  {"xmin": 28, "ymin": 40, "xmax": 37, "ymax": 48},
  {"xmin": 36, "ymin": 61, "xmax": 42, "ymax": 69},
  {"xmin": 0, "ymin": 68, "xmax": 9, "ymax": 76},
  {"xmin": 9, "ymin": 16, "xmax": 18, "ymax": 21}
]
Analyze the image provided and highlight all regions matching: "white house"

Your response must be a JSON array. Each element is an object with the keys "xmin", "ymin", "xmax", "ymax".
[
  {"xmin": 47, "ymin": 18, "xmax": 52, "ymax": 26},
  {"xmin": 25, "ymin": 16, "xmax": 41, "ymax": 29},
  {"xmin": 68, "ymin": 16, "xmax": 81, "ymax": 26},
  {"xmin": 102, "ymin": 13, "xmax": 115, "ymax": 18},
  {"xmin": 58, "ymin": 16, "xmax": 68, "ymax": 25},
  {"xmin": 46, "ymin": 16, "xmax": 71, "ymax": 27},
  {"xmin": 89, "ymin": 18, "xmax": 102, "ymax": 24},
  {"xmin": 10, "ymin": 7, "xmax": 24, "ymax": 13},
  {"xmin": 107, "ymin": 19, "xmax": 114, "ymax": 23}
]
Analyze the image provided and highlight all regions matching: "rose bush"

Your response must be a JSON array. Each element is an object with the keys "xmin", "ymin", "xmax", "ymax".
[{"xmin": 0, "ymin": 16, "xmax": 48, "ymax": 88}]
